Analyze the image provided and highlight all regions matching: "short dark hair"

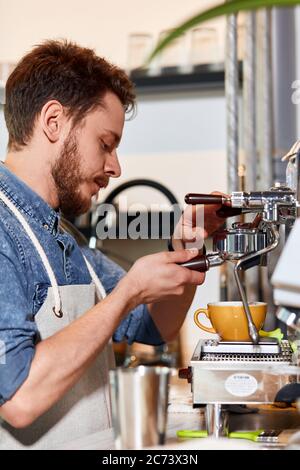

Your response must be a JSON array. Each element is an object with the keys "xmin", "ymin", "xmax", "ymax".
[{"xmin": 5, "ymin": 39, "xmax": 136, "ymax": 151}]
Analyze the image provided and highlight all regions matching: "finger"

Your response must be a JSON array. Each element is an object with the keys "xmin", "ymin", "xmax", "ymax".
[
  {"xmin": 182, "ymin": 227, "xmax": 205, "ymax": 249},
  {"xmin": 180, "ymin": 205, "xmax": 195, "ymax": 228},
  {"xmin": 182, "ymin": 268, "xmax": 206, "ymax": 286},
  {"xmin": 188, "ymin": 205, "xmax": 205, "ymax": 227},
  {"xmin": 170, "ymin": 263, "xmax": 206, "ymax": 286},
  {"xmin": 211, "ymin": 190, "xmax": 229, "ymax": 198},
  {"xmin": 204, "ymin": 205, "xmax": 226, "ymax": 219},
  {"xmin": 205, "ymin": 191, "xmax": 230, "ymax": 210},
  {"xmin": 192, "ymin": 205, "xmax": 205, "ymax": 227},
  {"xmin": 183, "ymin": 226, "xmax": 205, "ymax": 239},
  {"xmin": 165, "ymin": 248, "xmax": 199, "ymax": 264},
  {"xmin": 250, "ymin": 214, "xmax": 262, "ymax": 228}
]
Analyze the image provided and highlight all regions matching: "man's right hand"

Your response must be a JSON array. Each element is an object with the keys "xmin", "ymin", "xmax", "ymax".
[{"xmin": 119, "ymin": 249, "xmax": 205, "ymax": 306}]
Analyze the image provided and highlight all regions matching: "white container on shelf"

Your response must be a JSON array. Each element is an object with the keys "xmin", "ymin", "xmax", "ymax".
[{"xmin": 190, "ymin": 26, "xmax": 221, "ymax": 67}]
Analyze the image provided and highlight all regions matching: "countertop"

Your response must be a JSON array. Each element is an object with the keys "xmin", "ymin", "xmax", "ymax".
[{"xmin": 59, "ymin": 374, "xmax": 300, "ymax": 450}]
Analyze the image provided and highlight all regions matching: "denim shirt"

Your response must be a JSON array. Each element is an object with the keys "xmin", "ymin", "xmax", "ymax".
[{"xmin": 0, "ymin": 164, "xmax": 162, "ymax": 406}]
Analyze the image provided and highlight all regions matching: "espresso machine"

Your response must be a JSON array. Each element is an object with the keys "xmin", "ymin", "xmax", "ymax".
[{"xmin": 179, "ymin": 146, "xmax": 300, "ymax": 438}]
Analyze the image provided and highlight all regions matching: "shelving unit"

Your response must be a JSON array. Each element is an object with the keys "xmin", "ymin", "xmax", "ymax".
[{"xmin": 130, "ymin": 62, "xmax": 243, "ymax": 95}]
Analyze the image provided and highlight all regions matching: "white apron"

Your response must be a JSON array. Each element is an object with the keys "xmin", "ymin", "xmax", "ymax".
[{"xmin": 0, "ymin": 190, "xmax": 114, "ymax": 449}]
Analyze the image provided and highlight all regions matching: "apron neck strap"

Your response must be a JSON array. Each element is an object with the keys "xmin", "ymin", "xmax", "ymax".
[
  {"xmin": 0, "ymin": 189, "xmax": 63, "ymax": 317},
  {"xmin": 82, "ymin": 256, "xmax": 106, "ymax": 299}
]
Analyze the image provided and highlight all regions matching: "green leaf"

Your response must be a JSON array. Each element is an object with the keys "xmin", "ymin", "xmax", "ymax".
[{"xmin": 147, "ymin": 0, "xmax": 300, "ymax": 64}]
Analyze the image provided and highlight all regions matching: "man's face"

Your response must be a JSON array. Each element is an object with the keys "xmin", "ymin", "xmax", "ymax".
[{"xmin": 51, "ymin": 91, "xmax": 125, "ymax": 217}]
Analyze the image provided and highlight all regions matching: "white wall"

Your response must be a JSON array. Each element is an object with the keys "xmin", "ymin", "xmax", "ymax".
[
  {"xmin": 0, "ymin": 0, "xmax": 223, "ymax": 67},
  {"xmin": 121, "ymin": 91, "xmax": 226, "ymax": 156}
]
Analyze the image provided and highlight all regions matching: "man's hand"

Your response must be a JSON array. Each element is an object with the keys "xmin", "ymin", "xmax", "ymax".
[
  {"xmin": 120, "ymin": 249, "xmax": 205, "ymax": 305},
  {"xmin": 172, "ymin": 191, "xmax": 226, "ymax": 250},
  {"xmin": 202, "ymin": 191, "xmax": 228, "ymax": 236}
]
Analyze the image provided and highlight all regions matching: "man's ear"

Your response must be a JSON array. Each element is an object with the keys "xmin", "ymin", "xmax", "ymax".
[{"xmin": 40, "ymin": 100, "xmax": 66, "ymax": 143}]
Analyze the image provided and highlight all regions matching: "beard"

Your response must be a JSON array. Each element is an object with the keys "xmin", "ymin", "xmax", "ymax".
[{"xmin": 51, "ymin": 132, "xmax": 91, "ymax": 218}]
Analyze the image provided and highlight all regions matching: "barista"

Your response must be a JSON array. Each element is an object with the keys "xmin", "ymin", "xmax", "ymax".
[{"xmin": 0, "ymin": 40, "xmax": 224, "ymax": 449}]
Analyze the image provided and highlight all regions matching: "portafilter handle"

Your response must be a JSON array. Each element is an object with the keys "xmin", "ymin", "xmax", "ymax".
[
  {"xmin": 184, "ymin": 193, "xmax": 243, "ymax": 218},
  {"xmin": 180, "ymin": 255, "xmax": 210, "ymax": 272},
  {"xmin": 180, "ymin": 253, "xmax": 224, "ymax": 272}
]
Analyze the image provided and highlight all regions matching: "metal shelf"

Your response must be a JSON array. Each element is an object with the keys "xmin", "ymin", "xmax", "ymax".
[{"xmin": 130, "ymin": 62, "xmax": 243, "ymax": 95}]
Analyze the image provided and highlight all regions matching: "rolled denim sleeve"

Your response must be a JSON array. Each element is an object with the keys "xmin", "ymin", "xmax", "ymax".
[
  {"xmin": 0, "ymin": 239, "xmax": 37, "ymax": 405},
  {"xmin": 81, "ymin": 247, "xmax": 164, "ymax": 346}
]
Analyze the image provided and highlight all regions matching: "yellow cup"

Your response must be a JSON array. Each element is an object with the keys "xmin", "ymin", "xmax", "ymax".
[{"xmin": 194, "ymin": 301, "xmax": 267, "ymax": 341}]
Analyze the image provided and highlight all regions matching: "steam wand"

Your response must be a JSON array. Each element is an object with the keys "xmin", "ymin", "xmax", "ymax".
[{"xmin": 233, "ymin": 224, "xmax": 280, "ymax": 344}]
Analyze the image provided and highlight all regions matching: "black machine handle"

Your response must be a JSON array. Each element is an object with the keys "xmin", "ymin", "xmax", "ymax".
[
  {"xmin": 185, "ymin": 193, "xmax": 225, "ymax": 205},
  {"xmin": 184, "ymin": 193, "xmax": 242, "ymax": 218},
  {"xmin": 179, "ymin": 255, "xmax": 210, "ymax": 272}
]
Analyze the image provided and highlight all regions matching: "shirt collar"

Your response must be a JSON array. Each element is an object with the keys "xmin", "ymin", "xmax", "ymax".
[{"xmin": 0, "ymin": 163, "xmax": 60, "ymax": 234}]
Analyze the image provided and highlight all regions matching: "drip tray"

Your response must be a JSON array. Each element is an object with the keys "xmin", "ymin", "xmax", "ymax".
[{"xmin": 202, "ymin": 337, "xmax": 281, "ymax": 355}]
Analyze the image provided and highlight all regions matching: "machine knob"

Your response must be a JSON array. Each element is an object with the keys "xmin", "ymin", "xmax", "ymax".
[{"xmin": 178, "ymin": 367, "xmax": 192, "ymax": 383}]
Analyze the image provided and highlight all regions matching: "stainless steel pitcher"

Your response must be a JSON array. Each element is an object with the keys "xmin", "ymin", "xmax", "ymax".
[{"xmin": 109, "ymin": 365, "xmax": 171, "ymax": 449}]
